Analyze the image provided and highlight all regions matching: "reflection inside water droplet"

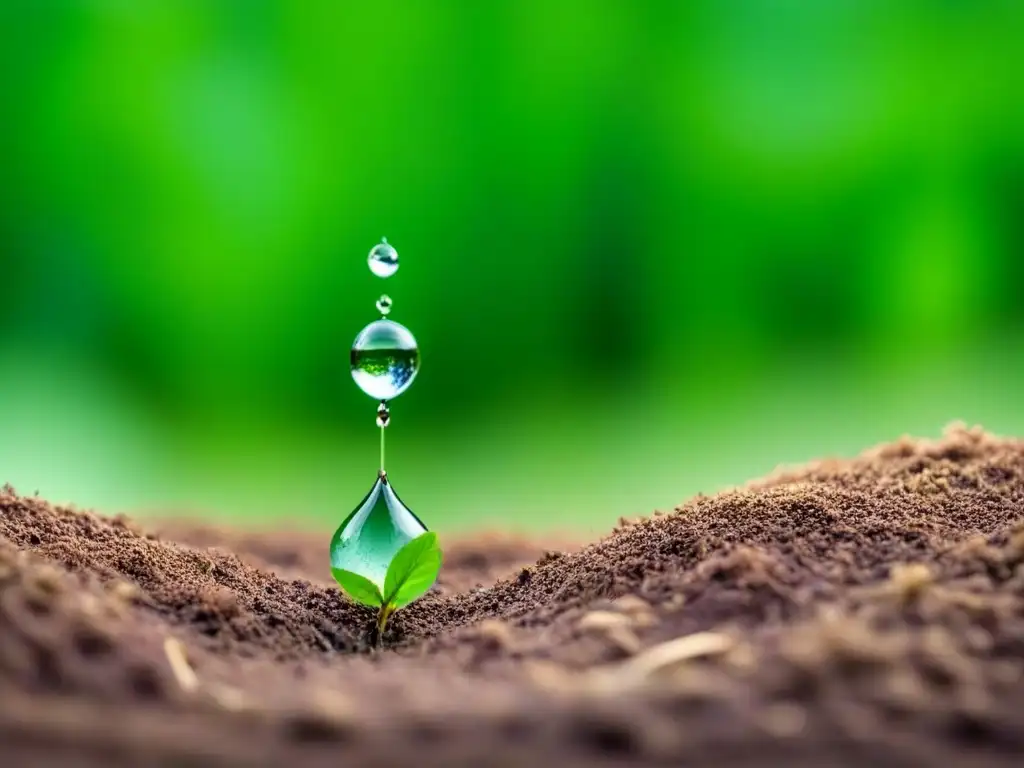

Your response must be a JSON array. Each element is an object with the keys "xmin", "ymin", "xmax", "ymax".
[
  {"xmin": 351, "ymin": 319, "xmax": 420, "ymax": 400},
  {"xmin": 368, "ymin": 239, "xmax": 399, "ymax": 278}
]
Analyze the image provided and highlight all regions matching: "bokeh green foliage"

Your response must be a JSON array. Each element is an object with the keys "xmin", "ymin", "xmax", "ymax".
[{"xmin": 1, "ymin": 1, "xmax": 1022, "ymax": 533}]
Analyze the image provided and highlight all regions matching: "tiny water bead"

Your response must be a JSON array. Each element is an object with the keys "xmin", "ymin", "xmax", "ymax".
[
  {"xmin": 351, "ymin": 319, "xmax": 420, "ymax": 400},
  {"xmin": 376, "ymin": 401, "xmax": 390, "ymax": 428},
  {"xmin": 330, "ymin": 474, "xmax": 428, "ymax": 590},
  {"xmin": 368, "ymin": 238, "xmax": 399, "ymax": 278},
  {"xmin": 376, "ymin": 294, "xmax": 392, "ymax": 316}
]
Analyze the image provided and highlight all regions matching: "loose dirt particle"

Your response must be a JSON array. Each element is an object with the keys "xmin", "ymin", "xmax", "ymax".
[
  {"xmin": 760, "ymin": 702, "xmax": 807, "ymax": 738},
  {"xmin": 888, "ymin": 562, "xmax": 935, "ymax": 601},
  {"xmin": 611, "ymin": 595, "xmax": 654, "ymax": 617},
  {"xmin": 163, "ymin": 637, "xmax": 198, "ymax": 693},
  {"xmin": 207, "ymin": 682, "xmax": 248, "ymax": 713},
  {"xmin": 474, "ymin": 619, "xmax": 516, "ymax": 650},
  {"xmin": 604, "ymin": 626, "xmax": 643, "ymax": 656},
  {"xmin": 616, "ymin": 632, "xmax": 735, "ymax": 680},
  {"xmin": 578, "ymin": 611, "xmax": 634, "ymax": 632}
]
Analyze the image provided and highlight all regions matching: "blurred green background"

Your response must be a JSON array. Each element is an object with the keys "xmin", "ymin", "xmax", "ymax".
[{"xmin": 1, "ymin": 1, "xmax": 1022, "ymax": 536}]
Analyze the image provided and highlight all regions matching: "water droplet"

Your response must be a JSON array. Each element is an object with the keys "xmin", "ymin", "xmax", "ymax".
[
  {"xmin": 376, "ymin": 401, "xmax": 390, "ymax": 428},
  {"xmin": 330, "ymin": 474, "xmax": 427, "ymax": 590},
  {"xmin": 351, "ymin": 319, "xmax": 420, "ymax": 400},
  {"xmin": 368, "ymin": 239, "xmax": 399, "ymax": 278},
  {"xmin": 376, "ymin": 294, "xmax": 393, "ymax": 316}
]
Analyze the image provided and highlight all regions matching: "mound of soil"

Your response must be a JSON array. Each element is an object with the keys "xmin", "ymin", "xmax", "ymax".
[{"xmin": 2, "ymin": 423, "xmax": 1024, "ymax": 766}]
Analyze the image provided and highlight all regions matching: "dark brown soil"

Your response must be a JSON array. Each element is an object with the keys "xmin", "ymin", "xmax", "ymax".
[{"xmin": 2, "ymin": 423, "xmax": 1024, "ymax": 766}]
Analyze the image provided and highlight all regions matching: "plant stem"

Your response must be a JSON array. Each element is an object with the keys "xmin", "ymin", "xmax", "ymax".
[{"xmin": 376, "ymin": 603, "xmax": 394, "ymax": 646}]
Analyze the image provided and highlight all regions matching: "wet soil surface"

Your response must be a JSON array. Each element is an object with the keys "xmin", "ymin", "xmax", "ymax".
[{"xmin": 2, "ymin": 424, "xmax": 1024, "ymax": 766}]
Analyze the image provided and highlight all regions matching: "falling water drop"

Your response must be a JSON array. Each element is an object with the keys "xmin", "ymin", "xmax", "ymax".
[
  {"xmin": 368, "ymin": 238, "xmax": 399, "ymax": 278},
  {"xmin": 333, "ymin": 239, "xmax": 430, "ymax": 598},
  {"xmin": 351, "ymin": 319, "xmax": 420, "ymax": 400},
  {"xmin": 329, "ymin": 474, "xmax": 427, "ymax": 589}
]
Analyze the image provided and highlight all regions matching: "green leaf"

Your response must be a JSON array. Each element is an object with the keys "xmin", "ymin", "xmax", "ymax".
[
  {"xmin": 383, "ymin": 532, "xmax": 443, "ymax": 609},
  {"xmin": 332, "ymin": 568, "xmax": 384, "ymax": 607}
]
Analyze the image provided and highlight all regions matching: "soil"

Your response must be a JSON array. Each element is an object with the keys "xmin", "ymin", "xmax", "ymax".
[{"xmin": 2, "ymin": 423, "xmax": 1024, "ymax": 766}]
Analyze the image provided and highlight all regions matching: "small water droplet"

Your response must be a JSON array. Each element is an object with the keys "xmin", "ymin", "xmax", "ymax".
[
  {"xmin": 330, "ymin": 474, "xmax": 427, "ymax": 589},
  {"xmin": 368, "ymin": 239, "xmax": 399, "ymax": 278},
  {"xmin": 376, "ymin": 401, "xmax": 390, "ymax": 428},
  {"xmin": 351, "ymin": 319, "xmax": 420, "ymax": 400},
  {"xmin": 376, "ymin": 294, "xmax": 393, "ymax": 316}
]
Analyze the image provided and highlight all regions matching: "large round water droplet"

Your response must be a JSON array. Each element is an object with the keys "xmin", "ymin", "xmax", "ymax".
[
  {"xmin": 351, "ymin": 319, "xmax": 420, "ymax": 400},
  {"xmin": 368, "ymin": 240, "xmax": 399, "ymax": 278},
  {"xmin": 330, "ymin": 474, "xmax": 427, "ymax": 590}
]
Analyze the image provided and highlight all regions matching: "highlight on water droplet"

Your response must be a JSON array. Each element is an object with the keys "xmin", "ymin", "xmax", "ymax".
[
  {"xmin": 351, "ymin": 319, "xmax": 420, "ymax": 400},
  {"xmin": 368, "ymin": 238, "xmax": 399, "ymax": 278},
  {"xmin": 376, "ymin": 294, "xmax": 393, "ymax": 316}
]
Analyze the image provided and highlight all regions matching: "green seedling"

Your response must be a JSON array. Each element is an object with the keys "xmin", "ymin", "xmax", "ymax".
[{"xmin": 332, "ymin": 531, "xmax": 442, "ymax": 641}]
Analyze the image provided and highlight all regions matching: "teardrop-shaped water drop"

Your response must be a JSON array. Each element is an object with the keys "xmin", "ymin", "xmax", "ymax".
[
  {"xmin": 330, "ymin": 474, "xmax": 427, "ymax": 589},
  {"xmin": 351, "ymin": 318, "xmax": 420, "ymax": 400},
  {"xmin": 368, "ymin": 239, "xmax": 399, "ymax": 278},
  {"xmin": 376, "ymin": 294, "xmax": 393, "ymax": 316}
]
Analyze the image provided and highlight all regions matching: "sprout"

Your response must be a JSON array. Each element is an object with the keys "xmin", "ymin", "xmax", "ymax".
[{"xmin": 332, "ymin": 532, "xmax": 442, "ymax": 642}]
